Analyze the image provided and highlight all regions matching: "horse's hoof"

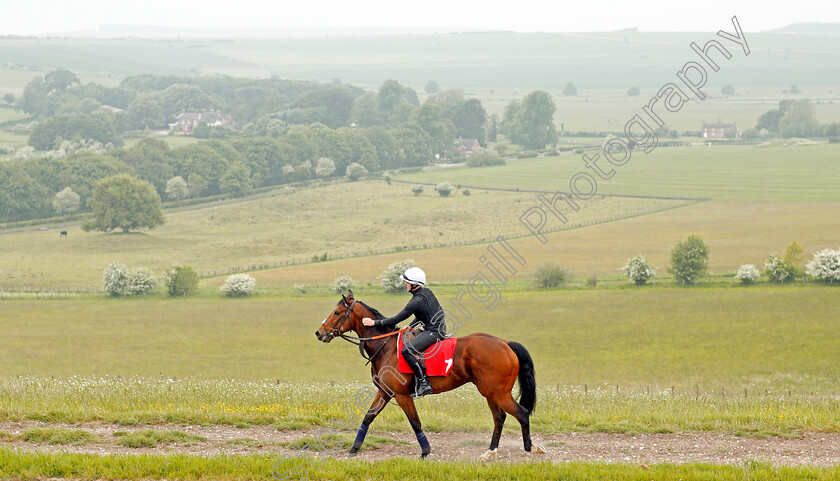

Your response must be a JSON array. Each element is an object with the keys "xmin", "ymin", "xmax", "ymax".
[
  {"xmin": 533, "ymin": 444, "xmax": 547, "ymax": 454},
  {"xmin": 348, "ymin": 448, "xmax": 358, "ymax": 458},
  {"xmin": 480, "ymin": 449, "xmax": 497, "ymax": 463}
]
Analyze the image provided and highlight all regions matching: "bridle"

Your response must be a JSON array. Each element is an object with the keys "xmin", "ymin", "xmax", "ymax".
[
  {"xmin": 322, "ymin": 298, "xmax": 357, "ymax": 342},
  {"xmin": 321, "ymin": 298, "xmax": 409, "ymax": 364}
]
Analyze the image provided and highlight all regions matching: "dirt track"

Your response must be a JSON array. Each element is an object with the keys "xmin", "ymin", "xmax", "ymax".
[{"xmin": 2, "ymin": 421, "xmax": 839, "ymax": 466}]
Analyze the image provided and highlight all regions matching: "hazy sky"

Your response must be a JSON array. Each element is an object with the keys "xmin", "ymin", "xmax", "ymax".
[{"xmin": 3, "ymin": 0, "xmax": 838, "ymax": 35}]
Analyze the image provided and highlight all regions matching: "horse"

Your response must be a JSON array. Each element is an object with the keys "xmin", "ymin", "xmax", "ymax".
[
  {"xmin": 60, "ymin": 231, "xmax": 67, "ymax": 237},
  {"xmin": 315, "ymin": 290, "xmax": 541, "ymax": 460}
]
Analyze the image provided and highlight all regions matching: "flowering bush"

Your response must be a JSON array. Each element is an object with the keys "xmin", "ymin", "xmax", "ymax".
[
  {"xmin": 221, "ymin": 274, "xmax": 256, "ymax": 297},
  {"xmin": 805, "ymin": 248, "xmax": 840, "ymax": 284},
  {"xmin": 764, "ymin": 254, "xmax": 792, "ymax": 284},
  {"xmin": 435, "ymin": 182, "xmax": 454, "ymax": 197},
  {"xmin": 102, "ymin": 263, "xmax": 130, "ymax": 296},
  {"xmin": 623, "ymin": 255, "xmax": 656, "ymax": 285},
  {"xmin": 103, "ymin": 263, "xmax": 156, "ymax": 296},
  {"xmin": 734, "ymin": 264, "xmax": 761, "ymax": 284},
  {"xmin": 333, "ymin": 275, "xmax": 355, "ymax": 294},
  {"xmin": 380, "ymin": 259, "xmax": 417, "ymax": 293},
  {"xmin": 126, "ymin": 268, "xmax": 157, "ymax": 296}
]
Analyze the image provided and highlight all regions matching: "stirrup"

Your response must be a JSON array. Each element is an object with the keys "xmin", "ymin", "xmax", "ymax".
[{"xmin": 412, "ymin": 375, "xmax": 433, "ymax": 398}]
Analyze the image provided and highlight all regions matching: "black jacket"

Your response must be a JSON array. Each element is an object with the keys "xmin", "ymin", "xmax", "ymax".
[{"xmin": 375, "ymin": 287, "xmax": 445, "ymax": 332}]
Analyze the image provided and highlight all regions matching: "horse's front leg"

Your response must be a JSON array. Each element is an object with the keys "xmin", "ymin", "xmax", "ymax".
[
  {"xmin": 394, "ymin": 394, "xmax": 431, "ymax": 458},
  {"xmin": 349, "ymin": 388, "xmax": 392, "ymax": 456}
]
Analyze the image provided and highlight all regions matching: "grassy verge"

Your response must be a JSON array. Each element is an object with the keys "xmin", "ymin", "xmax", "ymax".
[
  {"xmin": 0, "ymin": 450, "xmax": 838, "ymax": 481},
  {"xmin": 18, "ymin": 427, "xmax": 100, "ymax": 445},
  {"xmin": 0, "ymin": 377, "xmax": 838, "ymax": 436},
  {"xmin": 113, "ymin": 429, "xmax": 206, "ymax": 448}
]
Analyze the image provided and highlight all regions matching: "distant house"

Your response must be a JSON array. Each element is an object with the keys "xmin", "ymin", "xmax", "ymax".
[
  {"xmin": 170, "ymin": 111, "xmax": 233, "ymax": 133},
  {"xmin": 453, "ymin": 138, "xmax": 481, "ymax": 156},
  {"xmin": 702, "ymin": 122, "xmax": 740, "ymax": 139}
]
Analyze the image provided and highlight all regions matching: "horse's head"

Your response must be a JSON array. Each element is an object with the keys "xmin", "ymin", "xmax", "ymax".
[{"xmin": 315, "ymin": 290, "xmax": 359, "ymax": 343}]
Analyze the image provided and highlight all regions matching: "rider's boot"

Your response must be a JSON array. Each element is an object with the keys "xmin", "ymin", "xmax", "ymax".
[{"xmin": 411, "ymin": 358, "xmax": 433, "ymax": 398}]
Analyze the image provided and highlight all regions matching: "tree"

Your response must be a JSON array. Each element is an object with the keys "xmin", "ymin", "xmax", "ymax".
[
  {"xmin": 778, "ymin": 99, "xmax": 819, "ymax": 138},
  {"xmin": 755, "ymin": 100, "xmax": 795, "ymax": 134},
  {"xmin": 790, "ymin": 85, "xmax": 801, "ymax": 94},
  {"xmin": 0, "ymin": 164, "xmax": 50, "ymax": 222},
  {"xmin": 668, "ymin": 235, "xmax": 709, "ymax": 285},
  {"xmin": 2, "ymin": 93, "xmax": 14, "ymax": 105},
  {"xmin": 120, "ymin": 92, "xmax": 166, "ymax": 131},
  {"xmin": 165, "ymin": 176, "xmax": 188, "ymax": 201},
  {"xmin": 161, "ymin": 83, "xmax": 215, "ymax": 120},
  {"xmin": 44, "ymin": 69, "xmax": 80, "ymax": 94},
  {"xmin": 784, "ymin": 240, "xmax": 805, "ymax": 280},
  {"xmin": 721, "ymin": 84, "xmax": 736, "ymax": 95},
  {"xmin": 412, "ymin": 103, "xmax": 453, "ymax": 156},
  {"xmin": 315, "ymin": 157, "xmax": 336, "ymax": 177},
  {"xmin": 627, "ymin": 86, "xmax": 640, "ymax": 96},
  {"xmin": 765, "ymin": 254, "xmax": 792, "ymax": 284},
  {"xmin": 345, "ymin": 163, "xmax": 368, "ymax": 181},
  {"xmin": 165, "ymin": 264, "xmax": 199, "ymax": 297},
  {"xmin": 219, "ymin": 162, "xmax": 252, "ymax": 195},
  {"xmin": 52, "ymin": 187, "xmax": 81, "ymax": 215},
  {"xmin": 82, "ymin": 174, "xmax": 165, "ymax": 233},
  {"xmin": 536, "ymin": 263, "xmax": 566, "ymax": 287},
  {"xmin": 450, "ymin": 99, "xmax": 487, "ymax": 144},
  {"xmin": 425, "ymin": 81, "xmax": 440, "ymax": 94},
  {"xmin": 503, "ymin": 91, "xmax": 557, "ymax": 149},
  {"xmin": 16, "ymin": 77, "xmax": 51, "ymax": 120},
  {"xmin": 29, "ymin": 112, "xmax": 120, "ymax": 150},
  {"xmin": 562, "ymin": 82, "xmax": 577, "ymax": 96}
]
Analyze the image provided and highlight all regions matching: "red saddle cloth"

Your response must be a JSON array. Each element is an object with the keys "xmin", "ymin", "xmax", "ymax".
[{"xmin": 397, "ymin": 332, "xmax": 458, "ymax": 376}]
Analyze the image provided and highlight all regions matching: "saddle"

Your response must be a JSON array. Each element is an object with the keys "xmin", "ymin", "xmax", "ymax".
[{"xmin": 396, "ymin": 331, "xmax": 457, "ymax": 377}]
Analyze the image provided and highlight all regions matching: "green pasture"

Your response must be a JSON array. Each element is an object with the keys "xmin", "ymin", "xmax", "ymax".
[
  {"xmin": 2, "ymin": 287, "xmax": 837, "ymax": 387},
  {"xmin": 2, "ymin": 450, "xmax": 837, "ymax": 481},
  {"xmin": 0, "ymin": 181, "xmax": 677, "ymax": 287},
  {"xmin": 397, "ymin": 143, "xmax": 840, "ymax": 202},
  {"xmin": 241, "ymin": 197, "xmax": 840, "ymax": 287}
]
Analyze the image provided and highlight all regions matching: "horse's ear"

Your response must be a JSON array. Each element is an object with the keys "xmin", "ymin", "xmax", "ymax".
[
  {"xmin": 341, "ymin": 293, "xmax": 348, "ymax": 303},
  {"xmin": 347, "ymin": 289, "xmax": 354, "ymax": 299}
]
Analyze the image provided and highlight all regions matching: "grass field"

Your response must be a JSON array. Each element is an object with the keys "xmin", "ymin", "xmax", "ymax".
[
  {"xmin": 396, "ymin": 143, "xmax": 840, "ymax": 202},
  {"xmin": 3, "ymin": 450, "xmax": 837, "ymax": 481},
  {"xmin": 0, "ymin": 181, "xmax": 681, "ymax": 287},
  {"xmin": 2, "ymin": 287, "xmax": 837, "ymax": 387},
  {"xmin": 229, "ymin": 197, "xmax": 840, "ymax": 287}
]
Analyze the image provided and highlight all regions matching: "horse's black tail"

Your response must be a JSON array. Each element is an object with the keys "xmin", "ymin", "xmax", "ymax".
[{"xmin": 507, "ymin": 341, "xmax": 536, "ymax": 415}]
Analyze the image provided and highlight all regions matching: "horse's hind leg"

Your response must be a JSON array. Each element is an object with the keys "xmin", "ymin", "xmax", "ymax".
[
  {"xmin": 497, "ymin": 394, "xmax": 532, "ymax": 452},
  {"xmin": 486, "ymin": 399, "xmax": 506, "ymax": 451},
  {"xmin": 394, "ymin": 394, "xmax": 431, "ymax": 458}
]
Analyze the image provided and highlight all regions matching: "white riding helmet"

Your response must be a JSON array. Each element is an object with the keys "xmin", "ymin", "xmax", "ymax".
[{"xmin": 400, "ymin": 267, "xmax": 426, "ymax": 285}]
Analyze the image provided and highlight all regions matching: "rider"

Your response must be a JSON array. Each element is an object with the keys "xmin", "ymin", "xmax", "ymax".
[{"xmin": 362, "ymin": 267, "xmax": 444, "ymax": 398}]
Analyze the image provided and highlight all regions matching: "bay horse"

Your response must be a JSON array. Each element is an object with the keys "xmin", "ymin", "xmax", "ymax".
[{"xmin": 315, "ymin": 290, "xmax": 540, "ymax": 460}]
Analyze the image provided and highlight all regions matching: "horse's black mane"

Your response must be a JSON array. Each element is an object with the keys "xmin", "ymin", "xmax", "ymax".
[
  {"xmin": 357, "ymin": 300, "xmax": 397, "ymax": 333},
  {"xmin": 358, "ymin": 300, "xmax": 385, "ymax": 320}
]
